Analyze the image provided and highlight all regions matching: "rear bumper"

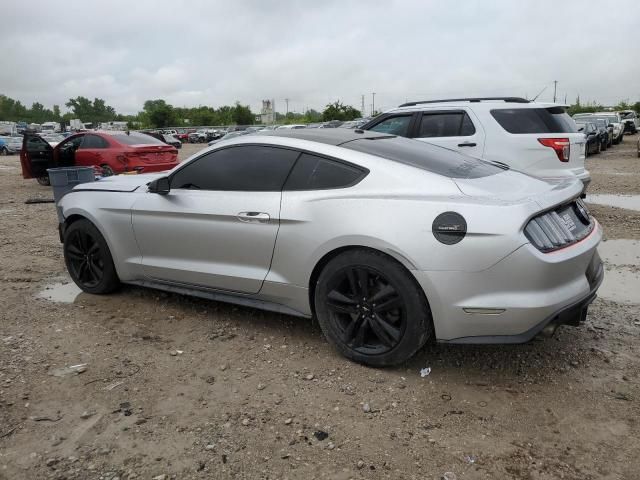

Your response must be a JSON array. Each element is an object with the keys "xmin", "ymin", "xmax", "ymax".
[
  {"xmin": 412, "ymin": 221, "xmax": 603, "ymax": 343},
  {"xmin": 440, "ymin": 256, "xmax": 603, "ymax": 344}
]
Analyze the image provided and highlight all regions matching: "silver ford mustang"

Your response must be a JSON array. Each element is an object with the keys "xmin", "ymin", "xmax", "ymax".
[{"xmin": 57, "ymin": 129, "xmax": 603, "ymax": 366}]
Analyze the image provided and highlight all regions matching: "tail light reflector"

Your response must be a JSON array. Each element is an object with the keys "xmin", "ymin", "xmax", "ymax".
[{"xmin": 538, "ymin": 138, "xmax": 570, "ymax": 162}]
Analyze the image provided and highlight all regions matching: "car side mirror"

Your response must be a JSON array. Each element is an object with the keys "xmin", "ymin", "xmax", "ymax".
[
  {"xmin": 148, "ymin": 176, "xmax": 170, "ymax": 194},
  {"xmin": 578, "ymin": 127, "xmax": 584, "ymax": 132}
]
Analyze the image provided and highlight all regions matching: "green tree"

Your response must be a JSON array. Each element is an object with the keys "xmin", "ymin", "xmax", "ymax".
[
  {"xmin": 322, "ymin": 101, "xmax": 361, "ymax": 121},
  {"xmin": 231, "ymin": 102, "xmax": 254, "ymax": 125},
  {"xmin": 142, "ymin": 99, "xmax": 178, "ymax": 128}
]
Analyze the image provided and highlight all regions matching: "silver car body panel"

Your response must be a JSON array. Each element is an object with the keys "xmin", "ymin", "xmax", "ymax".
[{"xmin": 59, "ymin": 133, "xmax": 602, "ymax": 341}]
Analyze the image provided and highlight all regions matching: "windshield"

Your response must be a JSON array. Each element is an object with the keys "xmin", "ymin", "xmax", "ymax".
[
  {"xmin": 591, "ymin": 116, "xmax": 616, "ymax": 124},
  {"xmin": 342, "ymin": 136, "xmax": 503, "ymax": 179},
  {"xmin": 41, "ymin": 134, "xmax": 64, "ymax": 142}
]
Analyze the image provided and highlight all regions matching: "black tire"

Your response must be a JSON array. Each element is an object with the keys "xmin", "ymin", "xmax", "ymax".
[
  {"xmin": 0, "ymin": 147, "xmax": 7, "ymax": 156},
  {"xmin": 314, "ymin": 249, "xmax": 433, "ymax": 367},
  {"xmin": 63, "ymin": 219, "xmax": 120, "ymax": 294},
  {"xmin": 101, "ymin": 164, "xmax": 115, "ymax": 176},
  {"xmin": 36, "ymin": 176, "xmax": 50, "ymax": 186}
]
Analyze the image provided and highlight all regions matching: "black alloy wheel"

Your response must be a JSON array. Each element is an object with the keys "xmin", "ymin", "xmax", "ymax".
[
  {"xmin": 101, "ymin": 164, "xmax": 115, "ymax": 176},
  {"xmin": 63, "ymin": 219, "xmax": 120, "ymax": 294},
  {"xmin": 315, "ymin": 249, "xmax": 433, "ymax": 366},
  {"xmin": 326, "ymin": 266, "xmax": 406, "ymax": 355},
  {"xmin": 65, "ymin": 228, "xmax": 105, "ymax": 289}
]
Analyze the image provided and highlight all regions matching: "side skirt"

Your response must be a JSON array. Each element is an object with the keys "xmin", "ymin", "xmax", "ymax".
[{"xmin": 126, "ymin": 278, "xmax": 311, "ymax": 319}]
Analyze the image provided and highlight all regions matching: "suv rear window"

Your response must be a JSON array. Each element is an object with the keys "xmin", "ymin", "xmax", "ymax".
[
  {"xmin": 111, "ymin": 133, "xmax": 166, "ymax": 146},
  {"xmin": 491, "ymin": 107, "xmax": 577, "ymax": 134},
  {"xmin": 342, "ymin": 137, "xmax": 502, "ymax": 179}
]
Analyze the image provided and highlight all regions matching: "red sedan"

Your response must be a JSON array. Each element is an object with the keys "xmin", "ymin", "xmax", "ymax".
[{"xmin": 21, "ymin": 131, "xmax": 179, "ymax": 185}]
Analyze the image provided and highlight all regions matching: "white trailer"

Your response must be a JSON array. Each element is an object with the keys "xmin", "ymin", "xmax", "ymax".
[{"xmin": 41, "ymin": 121, "xmax": 61, "ymax": 133}]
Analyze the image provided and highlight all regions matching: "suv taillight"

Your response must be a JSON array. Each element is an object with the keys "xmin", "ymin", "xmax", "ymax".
[{"xmin": 538, "ymin": 138, "xmax": 570, "ymax": 162}]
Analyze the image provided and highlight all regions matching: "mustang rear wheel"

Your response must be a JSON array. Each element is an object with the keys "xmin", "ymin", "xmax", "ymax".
[
  {"xmin": 315, "ymin": 249, "xmax": 433, "ymax": 367},
  {"xmin": 63, "ymin": 219, "xmax": 120, "ymax": 294}
]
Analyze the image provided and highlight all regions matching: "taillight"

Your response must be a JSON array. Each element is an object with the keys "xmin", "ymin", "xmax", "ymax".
[{"xmin": 538, "ymin": 138, "xmax": 570, "ymax": 162}]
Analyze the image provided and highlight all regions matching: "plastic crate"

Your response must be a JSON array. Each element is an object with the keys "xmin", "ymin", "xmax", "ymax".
[{"xmin": 47, "ymin": 167, "xmax": 96, "ymax": 221}]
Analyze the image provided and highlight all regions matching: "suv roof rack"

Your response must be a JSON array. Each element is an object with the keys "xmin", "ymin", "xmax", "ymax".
[{"xmin": 398, "ymin": 97, "xmax": 530, "ymax": 107}]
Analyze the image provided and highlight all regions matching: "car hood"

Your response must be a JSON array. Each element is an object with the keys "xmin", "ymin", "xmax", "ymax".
[
  {"xmin": 453, "ymin": 170, "xmax": 583, "ymax": 210},
  {"xmin": 74, "ymin": 172, "xmax": 164, "ymax": 192}
]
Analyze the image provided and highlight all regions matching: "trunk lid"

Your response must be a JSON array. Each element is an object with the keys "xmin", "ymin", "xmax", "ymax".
[{"xmin": 128, "ymin": 145, "xmax": 177, "ymax": 164}]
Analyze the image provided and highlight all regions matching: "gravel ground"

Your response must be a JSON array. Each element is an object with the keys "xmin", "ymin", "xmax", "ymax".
[{"xmin": 0, "ymin": 136, "xmax": 639, "ymax": 480}]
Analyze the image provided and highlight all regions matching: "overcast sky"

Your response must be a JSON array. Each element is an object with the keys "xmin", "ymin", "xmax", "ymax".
[{"xmin": 2, "ymin": 0, "xmax": 639, "ymax": 116}]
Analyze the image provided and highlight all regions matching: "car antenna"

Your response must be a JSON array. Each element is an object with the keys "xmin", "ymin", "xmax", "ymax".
[{"xmin": 530, "ymin": 86, "xmax": 547, "ymax": 102}]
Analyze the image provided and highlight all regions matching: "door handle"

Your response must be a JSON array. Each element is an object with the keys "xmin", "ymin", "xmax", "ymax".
[
  {"xmin": 237, "ymin": 211, "xmax": 270, "ymax": 223},
  {"xmin": 458, "ymin": 142, "xmax": 477, "ymax": 147}
]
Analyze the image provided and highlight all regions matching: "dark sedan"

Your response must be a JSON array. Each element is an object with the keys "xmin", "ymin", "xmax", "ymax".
[{"xmin": 574, "ymin": 121, "xmax": 603, "ymax": 156}]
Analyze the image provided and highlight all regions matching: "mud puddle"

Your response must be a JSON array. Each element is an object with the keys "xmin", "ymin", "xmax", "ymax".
[
  {"xmin": 597, "ymin": 239, "xmax": 640, "ymax": 304},
  {"xmin": 37, "ymin": 278, "xmax": 82, "ymax": 303},
  {"xmin": 586, "ymin": 194, "xmax": 640, "ymax": 212}
]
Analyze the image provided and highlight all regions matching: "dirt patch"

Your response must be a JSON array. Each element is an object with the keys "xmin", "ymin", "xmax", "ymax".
[{"xmin": 1, "ymin": 137, "xmax": 639, "ymax": 479}]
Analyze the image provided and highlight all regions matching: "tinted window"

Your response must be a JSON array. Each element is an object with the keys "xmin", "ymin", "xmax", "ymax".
[
  {"xmin": 26, "ymin": 135, "xmax": 50, "ymax": 152},
  {"xmin": 417, "ymin": 112, "xmax": 476, "ymax": 137},
  {"xmin": 284, "ymin": 153, "xmax": 366, "ymax": 190},
  {"xmin": 369, "ymin": 115, "xmax": 412, "ymax": 136},
  {"xmin": 80, "ymin": 134, "xmax": 109, "ymax": 149},
  {"xmin": 61, "ymin": 135, "xmax": 84, "ymax": 150},
  {"xmin": 342, "ymin": 137, "xmax": 502, "ymax": 179},
  {"xmin": 111, "ymin": 133, "xmax": 166, "ymax": 146},
  {"xmin": 491, "ymin": 107, "xmax": 578, "ymax": 134},
  {"xmin": 171, "ymin": 146, "xmax": 298, "ymax": 191}
]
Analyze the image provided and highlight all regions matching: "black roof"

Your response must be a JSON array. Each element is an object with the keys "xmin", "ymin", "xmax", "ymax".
[{"xmin": 256, "ymin": 128, "xmax": 393, "ymax": 146}]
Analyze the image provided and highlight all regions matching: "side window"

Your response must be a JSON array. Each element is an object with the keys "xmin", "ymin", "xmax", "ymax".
[
  {"xmin": 368, "ymin": 115, "xmax": 412, "ymax": 136},
  {"xmin": 283, "ymin": 153, "xmax": 366, "ymax": 191},
  {"xmin": 80, "ymin": 134, "xmax": 109, "ymax": 149},
  {"xmin": 60, "ymin": 135, "xmax": 84, "ymax": 150},
  {"xmin": 171, "ymin": 146, "xmax": 299, "ymax": 191},
  {"xmin": 417, "ymin": 112, "xmax": 476, "ymax": 138},
  {"xmin": 26, "ymin": 135, "xmax": 51, "ymax": 152}
]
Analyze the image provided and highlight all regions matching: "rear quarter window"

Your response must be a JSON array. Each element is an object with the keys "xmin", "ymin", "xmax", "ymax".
[
  {"xmin": 283, "ymin": 153, "xmax": 367, "ymax": 190},
  {"xmin": 491, "ymin": 107, "xmax": 578, "ymax": 134}
]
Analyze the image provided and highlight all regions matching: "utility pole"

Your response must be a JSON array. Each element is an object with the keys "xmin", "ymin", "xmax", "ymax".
[
  {"xmin": 371, "ymin": 92, "xmax": 376, "ymax": 116},
  {"xmin": 361, "ymin": 95, "xmax": 365, "ymax": 116},
  {"xmin": 553, "ymin": 80, "xmax": 558, "ymax": 103},
  {"xmin": 285, "ymin": 98, "xmax": 290, "ymax": 116}
]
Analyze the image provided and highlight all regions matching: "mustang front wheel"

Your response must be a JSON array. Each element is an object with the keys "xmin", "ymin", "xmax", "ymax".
[
  {"xmin": 63, "ymin": 219, "xmax": 120, "ymax": 294},
  {"xmin": 315, "ymin": 249, "xmax": 433, "ymax": 367}
]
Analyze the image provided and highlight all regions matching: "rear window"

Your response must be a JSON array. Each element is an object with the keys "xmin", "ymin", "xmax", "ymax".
[
  {"xmin": 110, "ymin": 133, "xmax": 166, "ymax": 146},
  {"xmin": 342, "ymin": 137, "xmax": 503, "ymax": 179},
  {"xmin": 491, "ymin": 107, "xmax": 578, "ymax": 134}
]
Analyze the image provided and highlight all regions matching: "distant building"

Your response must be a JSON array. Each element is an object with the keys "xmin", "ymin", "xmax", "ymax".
[{"xmin": 260, "ymin": 99, "xmax": 275, "ymax": 124}]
